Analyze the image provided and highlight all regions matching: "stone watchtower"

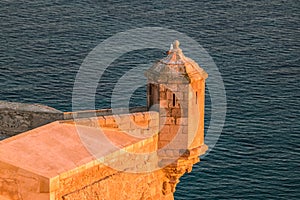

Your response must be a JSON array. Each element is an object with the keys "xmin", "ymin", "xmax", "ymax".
[
  {"xmin": 145, "ymin": 40, "xmax": 208, "ymax": 166},
  {"xmin": 0, "ymin": 40, "xmax": 209, "ymax": 200}
]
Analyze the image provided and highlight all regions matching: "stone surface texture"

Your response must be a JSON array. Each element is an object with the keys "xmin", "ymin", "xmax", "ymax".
[
  {"xmin": 0, "ymin": 40, "xmax": 208, "ymax": 200},
  {"xmin": 0, "ymin": 101, "xmax": 63, "ymax": 139},
  {"xmin": 145, "ymin": 40, "xmax": 207, "ymax": 155}
]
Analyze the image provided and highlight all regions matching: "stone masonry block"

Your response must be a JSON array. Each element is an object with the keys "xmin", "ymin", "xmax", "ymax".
[
  {"xmin": 180, "ymin": 100, "xmax": 188, "ymax": 109},
  {"xmin": 166, "ymin": 90, "xmax": 173, "ymax": 99},
  {"xmin": 96, "ymin": 116, "xmax": 106, "ymax": 127},
  {"xmin": 158, "ymin": 140, "xmax": 169, "ymax": 149},
  {"xmin": 171, "ymin": 108, "xmax": 182, "ymax": 117},
  {"xmin": 148, "ymin": 119, "xmax": 158, "ymax": 128},
  {"xmin": 176, "ymin": 117, "xmax": 188, "ymax": 126},
  {"xmin": 182, "ymin": 125, "xmax": 188, "ymax": 134},
  {"xmin": 174, "ymin": 133, "xmax": 189, "ymax": 143},
  {"xmin": 147, "ymin": 111, "xmax": 159, "ymax": 120},
  {"xmin": 104, "ymin": 116, "xmax": 118, "ymax": 128},
  {"xmin": 169, "ymin": 125, "xmax": 181, "ymax": 134},
  {"xmin": 133, "ymin": 113, "xmax": 145, "ymax": 122},
  {"xmin": 183, "ymin": 92, "xmax": 189, "ymax": 101},
  {"xmin": 114, "ymin": 114, "xmax": 131, "ymax": 124},
  {"xmin": 178, "ymin": 84, "xmax": 189, "ymax": 91},
  {"xmin": 159, "ymin": 125, "xmax": 170, "ymax": 135},
  {"xmin": 160, "ymin": 91, "xmax": 167, "ymax": 100},
  {"xmin": 159, "ymin": 108, "xmax": 172, "ymax": 117},
  {"xmin": 127, "ymin": 129, "xmax": 142, "ymax": 137},
  {"xmin": 182, "ymin": 108, "xmax": 188, "ymax": 117},
  {"xmin": 160, "ymin": 117, "xmax": 175, "ymax": 125},
  {"xmin": 142, "ymin": 128, "xmax": 157, "ymax": 137},
  {"xmin": 160, "ymin": 100, "xmax": 168, "ymax": 108},
  {"xmin": 166, "ymin": 84, "xmax": 178, "ymax": 92},
  {"xmin": 118, "ymin": 122, "xmax": 131, "ymax": 130},
  {"xmin": 159, "ymin": 131, "xmax": 176, "ymax": 141}
]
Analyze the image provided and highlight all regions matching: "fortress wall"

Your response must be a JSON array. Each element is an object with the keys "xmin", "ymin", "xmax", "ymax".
[
  {"xmin": 50, "ymin": 133, "xmax": 164, "ymax": 200},
  {"xmin": 63, "ymin": 106, "xmax": 147, "ymax": 120},
  {"xmin": 0, "ymin": 118, "xmax": 163, "ymax": 200},
  {"xmin": 60, "ymin": 168, "xmax": 173, "ymax": 200},
  {"xmin": 62, "ymin": 111, "xmax": 159, "ymax": 139},
  {"xmin": 0, "ymin": 103, "xmax": 148, "ymax": 140},
  {"xmin": 0, "ymin": 160, "xmax": 50, "ymax": 200},
  {"xmin": 0, "ymin": 40, "xmax": 209, "ymax": 200},
  {"xmin": 39, "ymin": 110, "xmax": 162, "ymax": 199}
]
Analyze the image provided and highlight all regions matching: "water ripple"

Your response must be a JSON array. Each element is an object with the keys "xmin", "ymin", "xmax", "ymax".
[{"xmin": 0, "ymin": 0, "xmax": 299, "ymax": 199}]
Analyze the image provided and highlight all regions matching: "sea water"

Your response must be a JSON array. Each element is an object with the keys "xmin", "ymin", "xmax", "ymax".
[{"xmin": 0, "ymin": 0, "xmax": 299, "ymax": 199}]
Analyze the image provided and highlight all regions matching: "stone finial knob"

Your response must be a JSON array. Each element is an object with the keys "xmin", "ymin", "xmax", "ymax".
[{"xmin": 173, "ymin": 40, "xmax": 180, "ymax": 49}]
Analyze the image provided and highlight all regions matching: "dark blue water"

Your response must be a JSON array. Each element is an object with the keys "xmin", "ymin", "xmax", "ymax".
[{"xmin": 0, "ymin": 0, "xmax": 299, "ymax": 199}]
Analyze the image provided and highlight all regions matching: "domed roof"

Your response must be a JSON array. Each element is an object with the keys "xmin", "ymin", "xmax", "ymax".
[{"xmin": 145, "ymin": 40, "xmax": 208, "ymax": 83}]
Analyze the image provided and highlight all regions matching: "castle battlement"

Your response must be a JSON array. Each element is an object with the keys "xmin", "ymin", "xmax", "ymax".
[{"xmin": 0, "ymin": 40, "xmax": 208, "ymax": 200}]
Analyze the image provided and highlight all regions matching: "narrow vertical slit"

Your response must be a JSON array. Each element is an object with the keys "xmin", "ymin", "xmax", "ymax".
[
  {"xmin": 173, "ymin": 94, "xmax": 176, "ymax": 106},
  {"xmin": 196, "ymin": 92, "xmax": 198, "ymax": 104}
]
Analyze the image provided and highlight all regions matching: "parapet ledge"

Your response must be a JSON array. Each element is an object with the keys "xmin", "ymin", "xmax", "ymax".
[{"xmin": 61, "ymin": 110, "xmax": 160, "ymax": 139}]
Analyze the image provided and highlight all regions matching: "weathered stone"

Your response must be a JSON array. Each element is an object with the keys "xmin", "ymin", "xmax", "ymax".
[
  {"xmin": 0, "ymin": 101, "xmax": 63, "ymax": 138},
  {"xmin": 0, "ymin": 40, "xmax": 208, "ymax": 200}
]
